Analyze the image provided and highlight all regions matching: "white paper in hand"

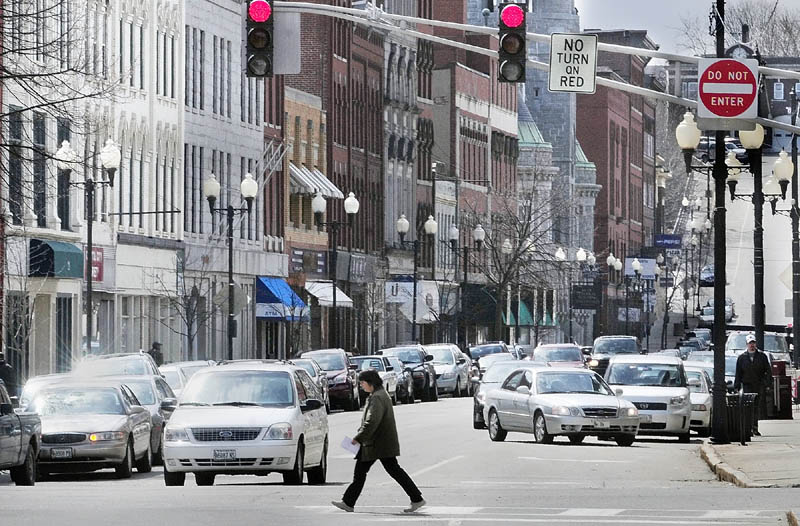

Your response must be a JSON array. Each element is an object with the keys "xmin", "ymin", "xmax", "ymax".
[{"xmin": 341, "ymin": 436, "xmax": 360, "ymax": 456}]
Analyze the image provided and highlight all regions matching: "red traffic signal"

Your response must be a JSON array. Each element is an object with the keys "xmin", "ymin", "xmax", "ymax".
[
  {"xmin": 245, "ymin": 0, "xmax": 273, "ymax": 78},
  {"xmin": 248, "ymin": 0, "xmax": 272, "ymax": 22},
  {"xmin": 497, "ymin": 2, "xmax": 527, "ymax": 83},
  {"xmin": 499, "ymin": 3, "xmax": 524, "ymax": 28}
]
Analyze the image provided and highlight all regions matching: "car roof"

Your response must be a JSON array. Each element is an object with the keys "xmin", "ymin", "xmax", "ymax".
[
  {"xmin": 85, "ymin": 353, "xmax": 148, "ymax": 360},
  {"xmin": 683, "ymin": 360, "xmax": 713, "ymax": 368},
  {"xmin": 163, "ymin": 360, "xmax": 215, "ymax": 368},
  {"xmin": 351, "ymin": 355, "xmax": 385, "ymax": 360},
  {"xmin": 304, "ymin": 348, "xmax": 345, "ymax": 354},
  {"xmin": 535, "ymin": 344, "xmax": 580, "ymax": 349},
  {"xmin": 535, "ymin": 366, "xmax": 597, "ymax": 374},
  {"xmin": 199, "ymin": 362, "xmax": 301, "ymax": 374},
  {"xmin": 594, "ymin": 335, "xmax": 637, "ymax": 342},
  {"xmin": 608, "ymin": 354, "xmax": 683, "ymax": 365},
  {"xmin": 39, "ymin": 378, "xmax": 128, "ymax": 390}
]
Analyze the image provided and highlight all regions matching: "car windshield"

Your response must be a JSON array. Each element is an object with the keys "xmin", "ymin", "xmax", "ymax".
[
  {"xmin": 19, "ymin": 377, "xmax": 67, "ymax": 407},
  {"xmin": 536, "ymin": 372, "xmax": 612, "ymax": 395},
  {"xmin": 427, "ymin": 348, "xmax": 455, "ymax": 364},
  {"xmin": 687, "ymin": 351, "xmax": 714, "ymax": 363},
  {"xmin": 606, "ymin": 363, "xmax": 685, "ymax": 387},
  {"xmin": 470, "ymin": 345, "xmax": 506, "ymax": 359},
  {"xmin": 303, "ymin": 352, "xmax": 346, "ymax": 371},
  {"xmin": 123, "ymin": 381, "xmax": 156, "ymax": 405},
  {"xmin": 161, "ymin": 370, "xmax": 182, "ymax": 390},
  {"xmin": 534, "ymin": 346, "xmax": 582, "ymax": 362},
  {"xmin": 726, "ymin": 333, "xmax": 788, "ymax": 352},
  {"xmin": 30, "ymin": 387, "xmax": 125, "ymax": 416},
  {"xmin": 382, "ymin": 348, "xmax": 423, "ymax": 364},
  {"xmin": 686, "ymin": 371, "xmax": 708, "ymax": 393},
  {"xmin": 593, "ymin": 339, "xmax": 638, "ymax": 355},
  {"xmin": 292, "ymin": 361, "xmax": 317, "ymax": 377},
  {"xmin": 483, "ymin": 362, "xmax": 527, "ymax": 383},
  {"xmin": 180, "ymin": 371, "xmax": 295, "ymax": 406},
  {"xmin": 352, "ymin": 357, "xmax": 385, "ymax": 372},
  {"xmin": 74, "ymin": 357, "xmax": 147, "ymax": 376}
]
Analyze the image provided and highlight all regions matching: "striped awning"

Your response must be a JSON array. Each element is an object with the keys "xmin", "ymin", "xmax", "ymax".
[{"xmin": 288, "ymin": 162, "xmax": 344, "ymax": 199}]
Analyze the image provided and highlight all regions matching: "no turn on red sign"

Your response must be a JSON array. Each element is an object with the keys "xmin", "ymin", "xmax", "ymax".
[{"xmin": 697, "ymin": 58, "xmax": 759, "ymax": 119}]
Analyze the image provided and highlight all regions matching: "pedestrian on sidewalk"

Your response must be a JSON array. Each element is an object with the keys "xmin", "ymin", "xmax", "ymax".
[
  {"xmin": 332, "ymin": 369, "xmax": 426, "ymax": 514},
  {"xmin": 733, "ymin": 333, "xmax": 771, "ymax": 436},
  {"xmin": 147, "ymin": 341, "xmax": 164, "ymax": 367}
]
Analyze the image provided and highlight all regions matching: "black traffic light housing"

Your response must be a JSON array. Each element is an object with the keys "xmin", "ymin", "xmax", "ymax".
[
  {"xmin": 245, "ymin": 0, "xmax": 274, "ymax": 78},
  {"xmin": 497, "ymin": 2, "xmax": 527, "ymax": 83}
]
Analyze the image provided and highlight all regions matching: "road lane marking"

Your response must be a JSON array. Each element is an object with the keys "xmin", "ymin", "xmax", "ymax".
[
  {"xmin": 518, "ymin": 456, "xmax": 632, "ymax": 463},
  {"xmin": 365, "ymin": 519, "xmax": 770, "ymax": 524},
  {"xmin": 559, "ymin": 508, "xmax": 624, "ymax": 516},
  {"xmin": 409, "ymin": 455, "xmax": 465, "ymax": 478},
  {"xmin": 460, "ymin": 481, "xmax": 583, "ymax": 486}
]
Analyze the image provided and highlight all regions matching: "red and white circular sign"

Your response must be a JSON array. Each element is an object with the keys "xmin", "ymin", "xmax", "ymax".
[{"xmin": 698, "ymin": 59, "xmax": 758, "ymax": 118}]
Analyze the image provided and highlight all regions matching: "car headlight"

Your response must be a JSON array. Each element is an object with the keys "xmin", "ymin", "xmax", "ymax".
[
  {"xmin": 625, "ymin": 407, "xmax": 638, "ymax": 417},
  {"xmin": 476, "ymin": 391, "xmax": 486, "ymax": 404},
  {"xmin": 670, "ymin": 395, "xmax": 688, "ymax": 406},
  {"xmin": 441, "ymin": 372, "xmax": 456, "ymax": 379},
  {"xmin": 164, "ymin": 427, "xmax": 189, "ymax": 442},
  {"xmin": 264, "ymin": 422, "xmax": 293, "ymax": 440},
  {"xmin": 89, "ymin": 431, "xmax": 126, "ymax": 442},
  {"xmin": 692, "ymin": 404, "xmax": 708, "ymax": 411},
  {"xmin": 551, "ymin": 406, "xmax": 581, "ymax": 416},
  {"xmin": 332, "ymin": 373, "xmax": 349, "ymax": 385},
  {"xmin": 588, "ymin": 359, "xmax": 599, "ymax": 367}
]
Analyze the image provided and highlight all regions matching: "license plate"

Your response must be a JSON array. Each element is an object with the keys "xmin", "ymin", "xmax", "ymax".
[
  {"xmin": 640, "ymin": 414, "xmax": 652, "ymax": 423},
  {"xmin": 593, "ymin": 419, "xmax": 610, "ymax": 429},
  {"xmin": 213, "ymin": 449, "xmax": 237, "ymax": 461},
  {"xmin": 50, "ymin": 447, "xmax": 73, "ymax": 459}
]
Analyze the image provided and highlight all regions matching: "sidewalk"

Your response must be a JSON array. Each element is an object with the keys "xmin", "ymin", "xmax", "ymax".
[{"xmin": 700, "ymin": 408, "xmax": 800, "ymax": 489}]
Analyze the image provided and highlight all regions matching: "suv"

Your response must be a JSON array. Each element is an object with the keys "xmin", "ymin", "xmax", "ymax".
[
  {"xmin": 162, "ymin": 362, "xmax": 329, "ymax": 486},
  {"xmin": 588, "ymin": 336, "xmax": 640, "ymax": 377},
  {"xmin": 73, "ymin": 352, "xmax": 161, "ymax": 377},
  {"xmin": 726, "ymin": 331, "xmax": 791, "ymax": 362},
  {"xmin": 696, "ymin": 137, "xmax": 748, "ymax": 163},
  {"xmin": 300, "ymin": 349, "xmax": 359, "ymax": 411},
  {"xmin": 378, "ymin": 345, "xmax": 438, "ymax": 402}
]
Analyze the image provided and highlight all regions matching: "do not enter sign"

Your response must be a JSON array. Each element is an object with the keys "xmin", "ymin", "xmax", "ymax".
[{"xmin": 697, "ymin": 58, "xmax": 759, "ymax": 119}]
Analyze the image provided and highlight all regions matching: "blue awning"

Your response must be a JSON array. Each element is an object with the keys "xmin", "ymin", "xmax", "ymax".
[{"xmin": 256, "ymin": 277, "xmax": 309, "ymax": 321}]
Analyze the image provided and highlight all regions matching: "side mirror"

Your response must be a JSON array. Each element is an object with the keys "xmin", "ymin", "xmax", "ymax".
[
  {"xmin": 386, "ymin": 365, "xmax": 394, "ymax": 371},
  {"xmin": 302, "ymin": 399, "xmax": 323, "ymax": 411},
  {"xmin": 614, "ymin": 388, "xmax": 624, "ymax": 397},
  {"xmin": 515, "ymin": 385, "xmax": 531, "ymax": 395},
  {"xmin": 9, "ymin": 396, "xmax": 19, "ymax": 408},
  {"xmin": 160, "ymin": 398, "xmax": 177, "ymax": 412},
  {"xmin": 424, "ymin": 355, "xmax": 434, "ymax": 362},
  {"xmin": 687, "ymin": 378, "xmax": 701, "ymax": 387},
  {"xmin": 349, "ymin": 363, "xmax": 358, "ymax": 370},
  {"xmin": 0, "ymin": 403, "xmax": 13, "ymax": 416},
  {"xmin": 129, "ymin": 405, "xmax": 147, "ymax": 415},
  {"xmin": 457, "ymin": 357, "xmax": 466, "ymax": 365}
]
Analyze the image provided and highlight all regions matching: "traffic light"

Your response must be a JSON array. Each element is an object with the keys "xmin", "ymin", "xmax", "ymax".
[
  {"xmin": 245, "ymin": 0, "xmax": 273, "ymax": 78},
  {"xmin": 497, "ymin": 2, "xmax": 527, "ymax": 83}
]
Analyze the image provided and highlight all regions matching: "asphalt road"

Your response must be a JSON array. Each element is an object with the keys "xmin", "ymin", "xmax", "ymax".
[{"xmin": 1, "ymin": 397, "xmax": 796, "ymax": 524}]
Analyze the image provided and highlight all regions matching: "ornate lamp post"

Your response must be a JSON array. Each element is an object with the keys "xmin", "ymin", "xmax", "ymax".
[{"xmin": 397, "ymin": 214, "xmax": 437, "ymax": 342}]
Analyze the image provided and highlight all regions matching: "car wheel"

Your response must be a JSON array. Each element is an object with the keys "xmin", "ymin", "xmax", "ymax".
[
  {"xmin": 195, "ymin": 473, "xmax": 216, "ymax": 486},
  {"xmin": 568, "ymin": 435, "xmax": 585, "ymax": 445},
  {"xmin": 164, "ymin": 467, "xmax": 186, "ymax": 486},
  {"xmin": 454, "ymin": 380, "xmax": 462, "ymax": 398},
  {"xmin": 533, "ymin": 412, "xmax": 553, "ymax": 444},
  {"xmin": 678, "ymin": 432, "xmax": 691, "ymax": 443},
  {"xmin": 136, "ymin": 443, "xmax": 153, "ymax": 473},
  {"xmin": 615, "ymin": 435, "xmax": 635, "ymax": 447},
  {"xmin": 473, "ymin": 409, "xmax": 485, "ymax": 430},
  {"xmin": 115, "ymin": 440, "xmax": 134, "ymax": 479},
  {"xmin": 10, "ymin": 445, "xmax": 36, "ymax": 486},
  {"xmin": 152, "ymin": 437, "xmax": 164, "ymax": 466},
  {"xmin": 431, "ymin": 378, "xmax": 439, "ymax": 401},
  {"xmin": 420, "ymin": 380, "xmax": 431, "ymax": 402},
  {"xmin": 488, "ymin": 409, "xmax": 507, "ymax": 442},
  {"xmin": 307, "ymin": 438, "xmax": 328, "ymax": 485},
  {"xmin": 282, "ymin": 443, "xmax": 305, "ymax": 485}
]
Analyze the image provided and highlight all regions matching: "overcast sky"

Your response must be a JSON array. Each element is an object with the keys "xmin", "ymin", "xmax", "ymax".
[{"xmin": 573, "ymin": 0, "xmax": 743, "ymax": 54}]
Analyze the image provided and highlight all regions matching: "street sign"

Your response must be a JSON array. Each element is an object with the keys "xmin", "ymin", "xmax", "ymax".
[
  {"xmin": 666, "ymin": 248, "xmax": 682, "ymax": 260},
  {"xmin": 697, "ymin": 58, "xmax": 758, "ymax": 119},
  {"xmin": 660, "ymin": 277, "xmax": 675, "ymax": 288},
  {"xmin": 617, "ymin": 307, "xmax": 640, "ymax": 322},
  {"xmin": 624, "ymin": 258, "xmax": 657, "ymax": 280},
  {"xmin": 654, "ymin": 234, "xmax": 682, "ymax": 249},
  {"xmin": 571, "ymin": 283, "xmax": 600, "ymax": 310},
  {"xmin": 548, "ymin": 34, "xmax": 597, "ymax": 94}
]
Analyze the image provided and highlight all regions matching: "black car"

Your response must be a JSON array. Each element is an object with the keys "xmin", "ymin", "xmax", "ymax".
[
  {"xmin": 385, "ymin": 356, "xmax": 415, "ymax": 404},
  {"xmin": 300, "ymin": 349, "xmax": 360, "ymax": 411},
  {"xmin": 378, "ymin": 345, "xmax": 438, "ymax": 402},
  {"xmin": 587, "ymin": 336, "xmax": 640, "ymax": 377}
]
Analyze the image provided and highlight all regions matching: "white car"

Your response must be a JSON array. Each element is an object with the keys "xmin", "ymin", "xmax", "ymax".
[
  {"xmin": 351, "ymin": 355, "xmax": 399, "ymax": 405},
  {"xmin": 483, "ymin": 367, "xmax": 639, "ymax": 446},
  {"xmin": 605, "ymin": 355, "xmax": 692, "ymax": 442},
  {"xmin": 162, "ymin": 362, "xmax": 328, "ymax": 486},
  {"xmin": 684, "ymin": 366, "xmax": 713, "ymax": 437},
  {"xmin": 425, "ymin": 344, "xmax": 471, "ymax": 397}
]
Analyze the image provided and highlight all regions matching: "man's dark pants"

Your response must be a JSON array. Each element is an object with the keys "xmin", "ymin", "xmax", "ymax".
[
  {"xmin": 342, "ymin": 453, "xmax": 422, "ymax": 507},
  {"xmin": 742, "ymin": 383, "xmax": 767, "ymax": 432}
]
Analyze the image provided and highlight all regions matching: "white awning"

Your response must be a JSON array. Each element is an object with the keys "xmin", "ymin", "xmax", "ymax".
[
  {"xmin": 288, "ymin": 162, "xmax": 344, "ymax": 199},
  {"xmin": 385, "ymin": 280, "xmax": 442, "ymax": 324},
  {"xmin": 305, "ymin": 281, "xmax": 354, "ymax": 308}
]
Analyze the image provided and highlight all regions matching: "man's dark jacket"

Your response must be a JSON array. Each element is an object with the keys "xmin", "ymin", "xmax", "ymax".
[
  {"xmin": 733, "ymin": 350, "xmax": 771, "ymax": 391},
  {"xmin": 353, "ymin": 388, "xmax": 400, "ymax": 462}
]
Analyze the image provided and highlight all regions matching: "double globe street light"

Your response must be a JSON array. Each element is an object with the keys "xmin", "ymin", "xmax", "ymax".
[
  {"xmin": 446, "ymin": 223, "xmax": 485, "ymax": 347},
  {"xmin": 396, "ymin": 213, "xmax": 437, "ymax": 342}
]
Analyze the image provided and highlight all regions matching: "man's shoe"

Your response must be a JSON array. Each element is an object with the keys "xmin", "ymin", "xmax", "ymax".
[
  {"xmin": 753, "ymin": 429, "xmax": 761, "ymax": 436},
  {"xmin": 331, "ymin": 501, "xmax": 354, "ymax": 512},
  {"xmin": 404, "ymin": 499, "xmax": 426, "ymax": 513}
]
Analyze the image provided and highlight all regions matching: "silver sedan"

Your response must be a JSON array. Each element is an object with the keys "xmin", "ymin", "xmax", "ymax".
[{"xmin": 483, "ymin": 367, "xmax": 639, "ymax": 446}]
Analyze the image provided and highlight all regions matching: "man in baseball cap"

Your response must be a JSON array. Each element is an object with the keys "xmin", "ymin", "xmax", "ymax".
[{"xmin": 733, "ymin": 333, "xmax": 770, "ymax": 435}]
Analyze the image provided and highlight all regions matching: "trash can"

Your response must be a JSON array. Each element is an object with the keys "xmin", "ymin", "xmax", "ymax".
[{"xmin": 725, "ymin": 393, "xmax": 756, "ymax": 445}]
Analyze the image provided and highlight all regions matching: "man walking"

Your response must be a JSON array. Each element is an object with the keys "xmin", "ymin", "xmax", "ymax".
[
  {"xmin": 148, "ymin": 341, "xmax": 164, "ymax": 367},
  {"xmin": 332, "ymin": 369, "xmax": 426, "ymax": 513},
  {"xmin": 733, "ymin": 333, "xmax": 771, "ymax": 436},
  {"xmin": 0, "ymin": 353, "xmax": 18, "ymax": 397}
]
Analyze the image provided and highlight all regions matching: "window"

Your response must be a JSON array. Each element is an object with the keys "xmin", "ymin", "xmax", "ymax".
[
  {"xmin": 33, "ymin": 113, "xmax": 47, "ymax": 228},
  {"xmin": 213, "ymin": 36, "xmax": 218, "ymax": 113},
  {"xmin": 9, "ymin": 106, "xmax": 23, "ymax": 225},
  {"xmin": 129, "ymin": 22, "xmax": 134, "ymax": 87},
  {"xmin": 502, "ymin": 371, "xmax": 523, "ymax": 391},
  {"xmin": 57, "ymin": 119, "xmax": 72, "ymax": 230},
  {"xmin": 774, "ymin": 82, "xmax": 785, "ymax": 101},
  {"xmin": 682, "ymin": 81, "xmax": 698, "ymax": 100},
  {"xmin": 199, "ymin": 30, "xmax": 205, "ymax": 110}
]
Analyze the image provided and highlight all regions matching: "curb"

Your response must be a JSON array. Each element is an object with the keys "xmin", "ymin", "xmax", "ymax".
[
  {"xmin": 788, "ymin": 511, "xmax": 798, "ymax": 526},
  {"xmin": 699, "ymin": 443, "xmax": 777, "ymax": 488}
]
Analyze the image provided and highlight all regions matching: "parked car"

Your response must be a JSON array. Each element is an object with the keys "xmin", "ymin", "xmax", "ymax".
[
  {"xmin": 18, "ymin": 373, "xmax": 71, "ymax": 411},
  {"xmin": 513, "ymin": 344, "xmax": 533, "ymax": 360},
  {"xmin": 385, "ymin": 356, "xmax": 414, "ymax": 404},
  {"xmin": 73, "ymin": 352, "xmax": 161, "ymax": 377},
  {"xmin": 0, "ymin": 380, "xmax": 41, "ymax": 485},
  {"xmin": 425, "ymin": 343, "xmax": 471, "ymax": 397},
  {"xmin": 32, "ymin": 380, "xmax": 153, "ymax": 478},
  {"xmin": 587, "ymin": 335, "xmax": 640, "ymax": 377},
  {"xmin": 706, "ymin": 298, "xmax": 735, "ymax": 321},
  {"xmin": 532, "ymin": 344, "xmax": 585, "ymax": 368},
  {"xmin": 684, "ymin": 366, "xmax": 713, "ymax": 437},
  {"xmin": 350, "ymin": 355, "xmax": 398, "ymax": 405},
  {"xmin": 300, "ymin": 349, "xmax": 359, "ymax": 411},
  {"xmin": 471, "ymin": 360, "xmax": 547, "ymax": 429},
  {"xmin": 691, "ymin": 328, "xmax": 713, "ymax": 345},
  {"xmin": 699, "ymin": 265, "xmax": 715, "ymax": 286},
  {"xmin": 289, "ymin": 358, "xmax": 331, "ymax": 413},
  {"xmin": 159, "ymin": 360, "xmax": 216, "ymax": 397},
  {"xmin": 604, "ymin": 355, "xmax": 692, "ymax": 442},
  {"xmin": 162, "ymin": 362, "xmax": 328, "ymax": 486},
  {"xmin": 698, "ymin": 306, "xmax": 715, "ymax": 327},
  {"xmin": 469, "ymin": 343, "xmax": 511, "ymax": 367},
  {"xmin": 378, "ymin": 345, "xmax": 438, "ymax": 402},
  {"xmin": 483, "ymin": 367, "xmax": 639, "ymax": 446},
  {"xmin": 686, "ymin": 351, "xmax": 714, "ymax": 364},
  {"xmin": 104, "ymin": 375, "xmax": 177, "ymax": 465}
]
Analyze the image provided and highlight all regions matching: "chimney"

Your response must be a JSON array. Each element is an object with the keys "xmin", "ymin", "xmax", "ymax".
[{"xmin": 742, "ymin": 24, "xmax": 750, "ymax": 43}]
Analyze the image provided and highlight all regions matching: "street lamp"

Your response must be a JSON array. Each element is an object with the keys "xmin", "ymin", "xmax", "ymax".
[
  {"xmin": 204, "ymin": 173, "xmax": 258, "ymax": 360},
  {"xmin": 312, "ymin": 191, "xmax": 359, "ymax": 349},
  {"xmin": 448, "ymin": 224, "xmax": 485, "ymax": 348},
  {"xmin": 397, "ymin": 214, "xmax": 437, "ymax": 342},
  {"xmin": 56, "ymin": 139, "xmax": 120, "ymax": 351}
]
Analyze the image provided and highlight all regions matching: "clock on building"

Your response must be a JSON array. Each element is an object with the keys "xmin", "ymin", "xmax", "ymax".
[{"xmin": 725, "ymin": 44, "xmax": 755, "ymax": 59}]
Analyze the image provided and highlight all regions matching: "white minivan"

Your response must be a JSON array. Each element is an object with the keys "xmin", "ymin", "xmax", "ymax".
[{"xmin": 162, "ymin": 362, "xmax": 328, "ymax": 486}]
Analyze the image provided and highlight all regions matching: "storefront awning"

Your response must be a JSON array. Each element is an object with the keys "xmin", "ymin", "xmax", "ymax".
[
  {"xmin": 29, "ymin": 239, "xmax": 83, "ymax": 279},
  {"xmin": 256, "ymin": 277, "xmax": 309, "ymax": 321},
  {"xmin": 288, "ymin": 162, "xmax": 344, "ymax": 199},
  {"xmin": 305, "ymin": 281, "xmax": 354, "ymax": 308}
]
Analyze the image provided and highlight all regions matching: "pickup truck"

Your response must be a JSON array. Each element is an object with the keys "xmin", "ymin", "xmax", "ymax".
[{"xmin": 0, "ymin": 379, "xmax": 41, "ymax": 485}]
